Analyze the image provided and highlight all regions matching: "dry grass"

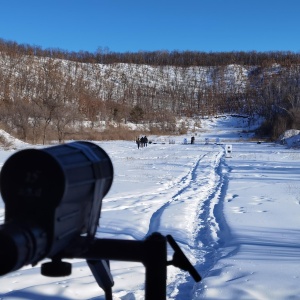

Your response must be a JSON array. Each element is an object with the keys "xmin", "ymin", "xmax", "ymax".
[{"xmin": 65, "ymin": 127, "xmax": 143, "ymax": 142}]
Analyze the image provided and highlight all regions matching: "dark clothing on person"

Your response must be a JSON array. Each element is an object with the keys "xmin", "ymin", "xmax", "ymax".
[
  {"xmin": 144, "ymin": 136, "xmax": 148, "ymax": 147},
  {"xmin": 140, "ymin": 136, "xmax": 145, "ymax": 148},
  {"xmin": 136, "ymin": 138, "xmax": 141, "ymax": 149}
]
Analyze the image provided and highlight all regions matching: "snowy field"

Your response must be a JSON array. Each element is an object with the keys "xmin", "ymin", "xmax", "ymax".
[{"xmin": 1, "ymin": 116, "xmax": 300, "ymax": 299}]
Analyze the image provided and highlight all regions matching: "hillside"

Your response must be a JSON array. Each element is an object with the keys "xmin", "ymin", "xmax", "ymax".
[{"xmin": 0, "ymin": 41, "xmax": 300, "ymax": 143}]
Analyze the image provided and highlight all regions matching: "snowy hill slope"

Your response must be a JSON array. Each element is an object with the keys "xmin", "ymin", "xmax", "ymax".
[{"xmin": 0, "ymin": 129, "xmax": 28, "ymax": 149}]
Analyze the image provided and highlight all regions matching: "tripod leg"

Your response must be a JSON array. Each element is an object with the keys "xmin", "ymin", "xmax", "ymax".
[{"xmin": 87, "ymin": 259, "xmax": 114, "ymax": 300}]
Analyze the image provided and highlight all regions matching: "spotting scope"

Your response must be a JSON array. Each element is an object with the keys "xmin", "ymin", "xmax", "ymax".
[{"xmin": 0, "ymin": 141, "xmax": 113, "ymax": 276}]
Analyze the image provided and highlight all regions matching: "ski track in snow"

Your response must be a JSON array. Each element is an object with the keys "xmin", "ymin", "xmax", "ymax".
[
  {"xmin": 132, "ymin": 144, "xmax": 232, "ymax": 299},
  {"xmin": 165, "ymin": 146, "xmax": 235, "ymax": 300},
  {"xmin": 191, "ymin": 151, "xmax": 236, "ymax": 299},
  {"xmin": 146, "ymin": 152, "xmax": 207, "ymax": 236},
  {"xmin": 96, "ymin": 144, "xmax": 232, "ymax": 299}
]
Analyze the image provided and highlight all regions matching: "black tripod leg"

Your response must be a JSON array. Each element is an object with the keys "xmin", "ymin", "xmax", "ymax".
[{"xmin": 87, "ymin": 259, "xmax": 114, "ymax": 300}]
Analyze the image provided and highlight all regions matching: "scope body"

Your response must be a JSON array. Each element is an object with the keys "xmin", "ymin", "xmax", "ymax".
[{"xmin": 0, "ymin": 141, "xmax": 113, "ymax": 276}]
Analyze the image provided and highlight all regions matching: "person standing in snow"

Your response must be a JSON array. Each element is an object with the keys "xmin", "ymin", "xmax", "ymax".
[
  {"xmin": 136, "ymin": 137, "xmax": 141, "ymax": 149},
  {"xmin": 144, "ymin": 136, "xmax": 148, "ymax": 147},
  {"xmin": 140, "ymin": 136, "xmax": 145, "ymax": 148}
]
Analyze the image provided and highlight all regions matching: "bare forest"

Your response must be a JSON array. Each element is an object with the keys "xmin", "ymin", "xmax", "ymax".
[{"xmin": 0, "ymin": 39, "xmax": 300, "ymax": 144}]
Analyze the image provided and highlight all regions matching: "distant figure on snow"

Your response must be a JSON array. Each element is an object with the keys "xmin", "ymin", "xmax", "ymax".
[
  {"xmin": 140, "ymin": 136, "xmax": 145, "ymax": 148},
  {"xmin": 136, "ymin": 137, "xmax": 141, "ymax": 149},
  {"xmin": 191, "ymin": 136, "xmax": 195, "ymax": 144},
  {"xmin": 144, "ymin": 136, "xmax": 148, "ymax": 147}
]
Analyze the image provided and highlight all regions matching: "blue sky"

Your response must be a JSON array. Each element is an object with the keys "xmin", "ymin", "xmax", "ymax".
[{"xmin": 0, "ymin": 0, "xmax": 299, "ymax": 53}]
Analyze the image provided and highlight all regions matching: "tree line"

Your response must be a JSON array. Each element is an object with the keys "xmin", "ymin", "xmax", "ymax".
[
  {"xmin": 1, "ymin": 38, "xmax": 300, "ymax": 67},
  {"xmin": 0, "ymin": 38, "xmax": 300, "ymax": 143}
]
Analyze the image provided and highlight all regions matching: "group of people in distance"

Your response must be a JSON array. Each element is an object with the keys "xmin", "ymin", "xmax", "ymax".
[{"xmin": 136, "ymin": 136, "xmax": 148, "ymax": 149}]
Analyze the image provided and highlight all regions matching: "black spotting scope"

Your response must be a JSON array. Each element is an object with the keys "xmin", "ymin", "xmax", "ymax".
[{"xmin": 0, "ymin": 141, "xmax": 113, "ymax": 276}]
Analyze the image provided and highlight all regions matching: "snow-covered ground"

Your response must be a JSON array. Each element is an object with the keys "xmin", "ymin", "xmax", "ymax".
[{"xmin": 1, "ymin": 116, "xmax": 300, "ymax": 299}]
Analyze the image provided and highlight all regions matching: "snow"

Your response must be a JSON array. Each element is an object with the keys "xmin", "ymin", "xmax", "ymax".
[
  {"xmin": 1, "ymin": 116, "xmax": 300, "ymax": 299},
  {"xmin": 278, "ymin": 129, "xmax": 300, "ymax": 148}
]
